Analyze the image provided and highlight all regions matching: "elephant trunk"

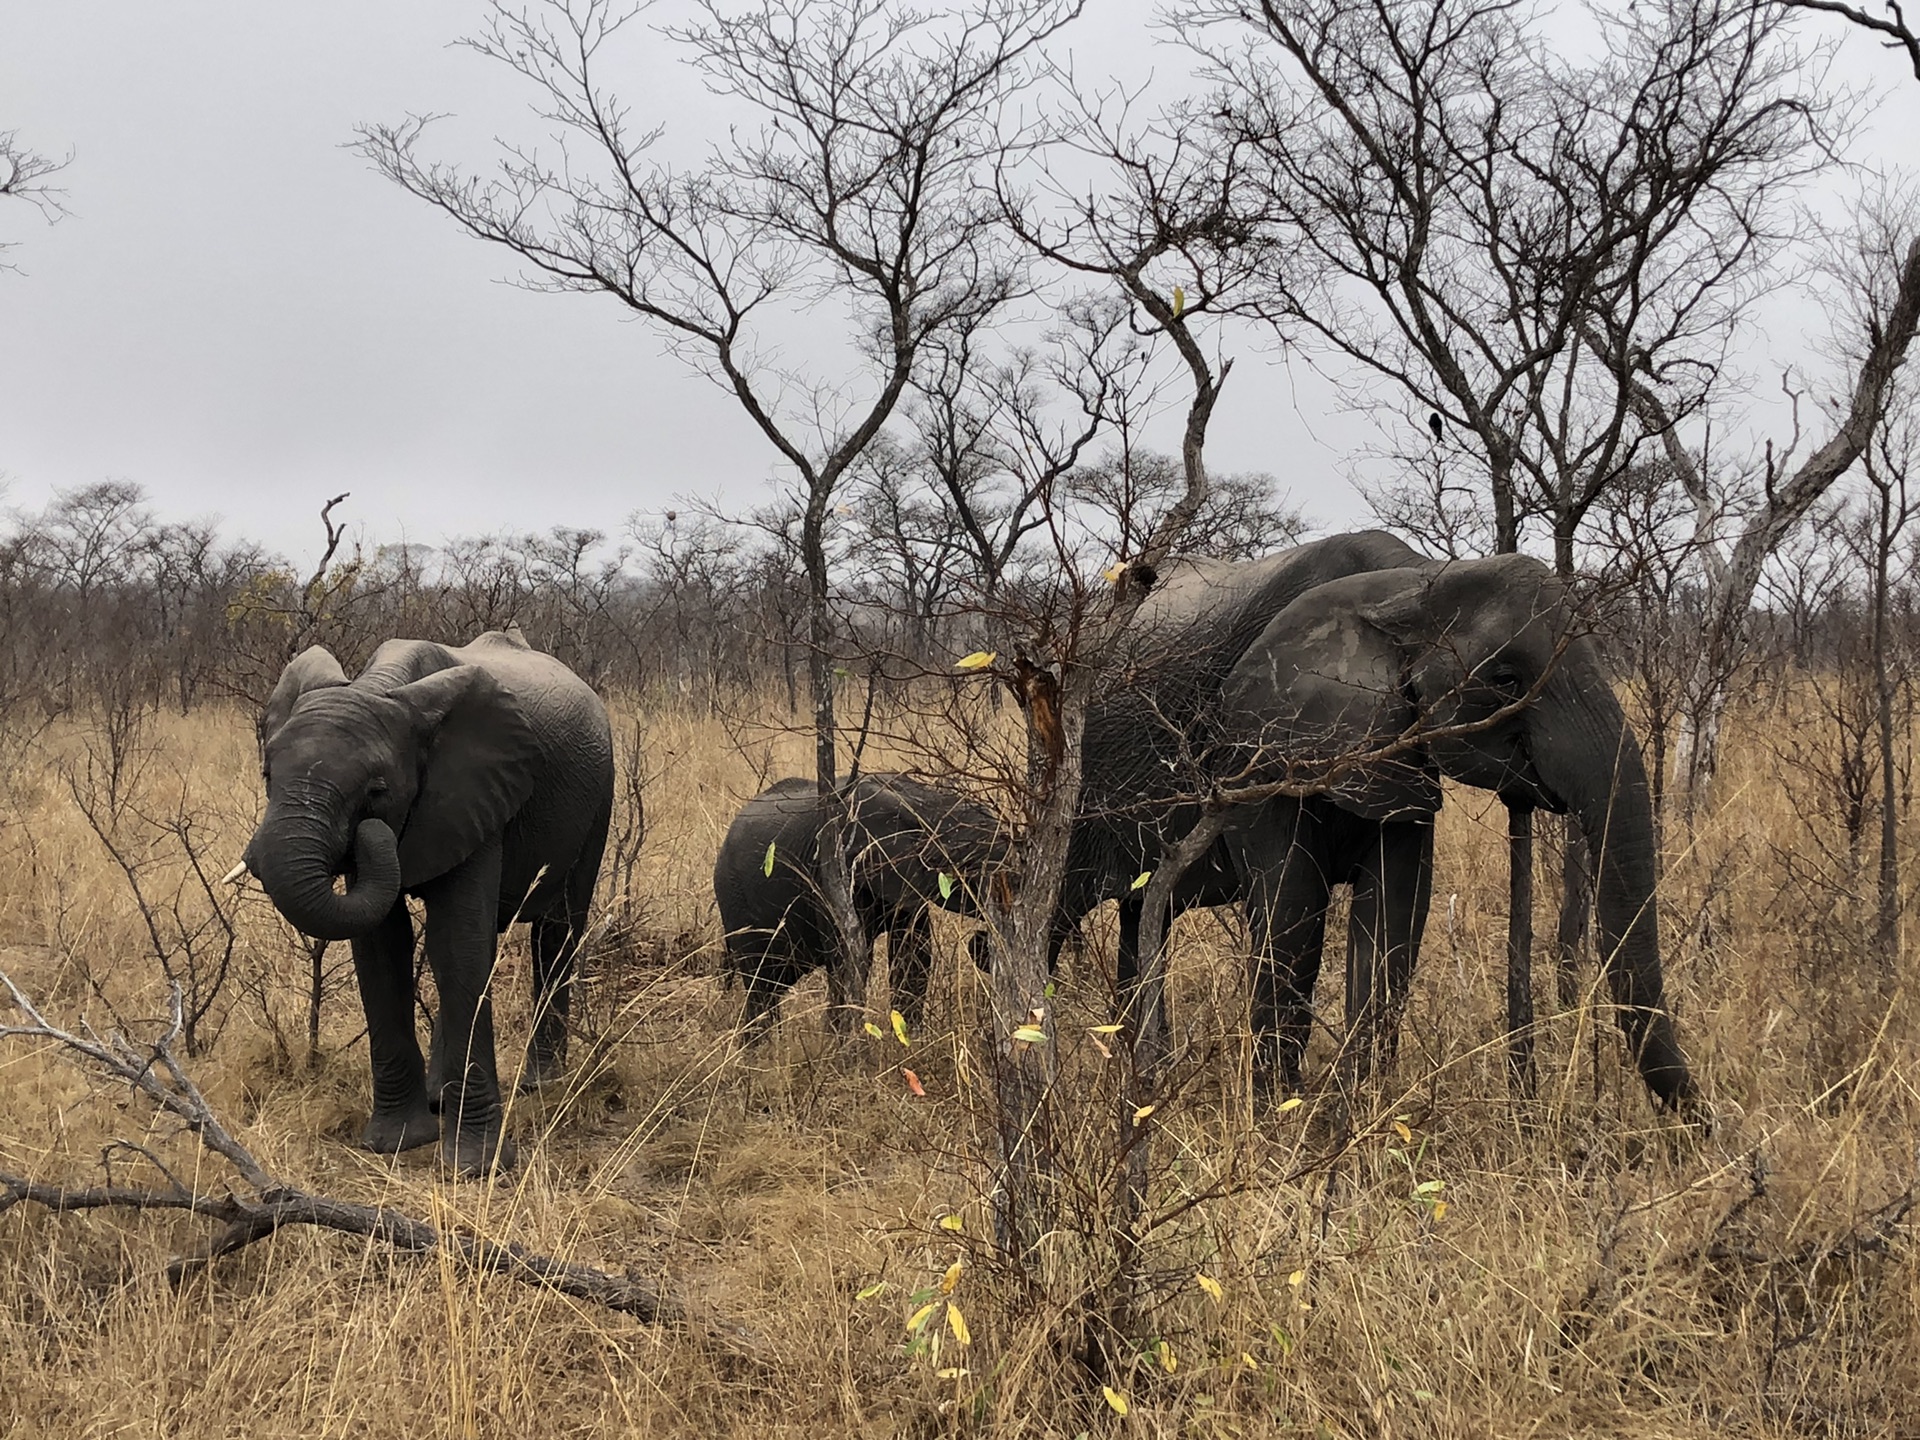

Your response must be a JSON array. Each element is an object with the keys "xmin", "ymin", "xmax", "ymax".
[
  {"xmin": 248, "ymin": 804, "xmax": 402, "ymax": 942},
  {"xmin": 1534, "ymin": 672, "xmax": 1697, "ymax": 1113}
]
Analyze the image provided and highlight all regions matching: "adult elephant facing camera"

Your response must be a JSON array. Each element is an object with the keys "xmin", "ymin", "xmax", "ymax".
[
  {"xmin": 1221, "ymin": 554, "xmax": 1696, "ymax": 1113},
  {"xmin": 244, "ymin": 630, "xmax": 613, "ymax": 1175}
]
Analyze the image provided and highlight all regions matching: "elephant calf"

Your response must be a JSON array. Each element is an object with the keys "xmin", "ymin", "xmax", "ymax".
[
  {"xmin": 713, "ymin": 773, "xmax": 1003, "ymax": 1032},
  {"xmin": 244, "ymin": 629, "xmax": 613, "ymax": 1175}
]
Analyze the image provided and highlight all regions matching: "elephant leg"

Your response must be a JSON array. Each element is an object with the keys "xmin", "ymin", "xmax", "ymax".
[
  {"xmin": 419, "ymin": 841, "xmax": 515, "ymax": 1176},
  {"xmin": 1343, "ymin": 817, "xmax": 1431, "ymax": 1085},
  {"xmin": 735, "ymin": 947, "xmax": 787, "ymax": 1043},
  {"xmin": 889, "ymin": 908, "xmax": 934, "ymax": 1031},
  {"xmin": 524, "ymin": 914, "xmax": 576, "ymax": 1092},
  {"xmin": 1237, "ymin": 802, "xmax": 1331, "ymax": 1097},
  {"xmin": 352, "ymin": 901, "xmax": 437, "ymax": 1154},
  {"xmin": 526, "ymin": 795, "xmax": 610, "ymax": 1090}
]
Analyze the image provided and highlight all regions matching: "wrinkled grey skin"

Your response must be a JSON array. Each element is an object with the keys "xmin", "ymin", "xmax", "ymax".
[
  {"xmin": 714, "ymin": 773, "xmax": 1005, "ymax": 1032},
  {"xmin": 245, "ymin": 631, "xmax": 613, "ymax": 1175},
  {"xmin": 1055, "ymin": 531, "xmax": 1429, "ymax": 984},
  {"xmin": 1219, "ymin": 554, "xmax": 1696, "ymax": 1112}
]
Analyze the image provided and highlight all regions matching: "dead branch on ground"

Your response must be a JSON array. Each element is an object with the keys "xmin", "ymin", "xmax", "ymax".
[{"xmin": 0, "ymin": 971, "xmax": 754, "ymax": 1351}]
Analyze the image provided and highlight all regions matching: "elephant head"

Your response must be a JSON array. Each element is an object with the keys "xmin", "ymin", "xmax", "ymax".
[
  {"xmin": 247, "ymin": 647, "xmax": 540, "ymax": 941},
  {"xmin": 1223, "ymin": 555, "xmax": 1696, "ymax": 1111}
]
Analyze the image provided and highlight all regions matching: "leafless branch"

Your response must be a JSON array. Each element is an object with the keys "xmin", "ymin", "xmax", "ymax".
[{"xmin": 0, "ymin": 972, "xmax": 751, "ymax": 1348}]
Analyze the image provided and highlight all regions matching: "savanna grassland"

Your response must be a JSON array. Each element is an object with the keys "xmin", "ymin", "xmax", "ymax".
[{"xmin": 1, "ymin": 692, "xmax": 1916, "ymax": 1439}]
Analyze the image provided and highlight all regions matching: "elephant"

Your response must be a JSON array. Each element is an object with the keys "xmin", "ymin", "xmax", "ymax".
[
  {"xmin": 713, "ymin": 773, "xmax": 1005, "ymax": 1033},
  {"xmin": 1051, "ymin": 530, "xmax": 1428, "ymax": 985},
  {"xmin": 244, "ymin": 629, "xmax": 613, "ymax": 1175},
  {"xmin": 1217, "ymin": 553, "xmax": 1696, "ymax": 1112}
]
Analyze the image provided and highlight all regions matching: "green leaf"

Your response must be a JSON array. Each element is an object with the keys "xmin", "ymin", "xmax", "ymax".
[
  {"xmin": 1414, "ymin": 1179, "xmax": 1446, "ymax": 1195},
  {"xmin": 856, "ymin": 1281, "xmax": 887, "ymax": 1301},
  {"xmin": 763, "ymin": 841, "xmax": 777, "ymax": 877},
  {"xmin": 1130, "ymin": 870, "xmax": 1152, "ymax": 891},
  {"xmin": 937, "ymin": 871, "xmax": 953, "ymax": 900},
  {"xmin": 1011, "ymin": 1025, "xmax": 1047, "ymax": 1045}
]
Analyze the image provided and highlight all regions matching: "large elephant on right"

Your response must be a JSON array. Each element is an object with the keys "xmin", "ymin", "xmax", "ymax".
[
  {"xmin": 1217, "ymin": 553, "xmax": 1696, "ymax": 1112},
  {"xmin": 1053, "ymin": 530, "xmax": 1430, "ymax": 980}
]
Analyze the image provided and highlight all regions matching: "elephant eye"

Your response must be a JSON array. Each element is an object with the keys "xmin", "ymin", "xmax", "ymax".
[{"xmin": 368, "ymin": 778, "xmax": 390, "ymax": 795}]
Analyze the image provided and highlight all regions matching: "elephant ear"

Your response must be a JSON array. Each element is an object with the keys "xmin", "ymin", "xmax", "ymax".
[
  {"xmin": 390, "ymin": 665, "xmax": 541, "ymax": 889},
  {"xmin": 1221, "ymin": 571, "xmax": 1441, "ymax": 820},
  {"xmin": 261, "ymin": 647, "xmax": 349, "ymax": 753}
]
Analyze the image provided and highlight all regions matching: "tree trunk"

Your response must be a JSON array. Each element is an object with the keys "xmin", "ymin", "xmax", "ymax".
[
  {"xmin": 984, "ymin": 668, "xmax": 1082, "ymax": 1259},
  {"xmin": 1873, "ymin": 483, "xmax": 1901, "ymax": 980},
  {"xmin": 800, "ymin": 493, "xmax": 870, "ymax": 1037},
  {"xmin": 1555, "ymin": 822, "xmax": 1591, "ymax": 1010},
  {"xmin": 1506, "ymin": 802, "xmax": 1537, "ymax": 1095}
]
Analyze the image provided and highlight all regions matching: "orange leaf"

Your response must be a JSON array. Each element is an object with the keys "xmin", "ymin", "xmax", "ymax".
[{"xmin": 903, "ymin": 1068, "xmax": 927, "ymax": 1097}]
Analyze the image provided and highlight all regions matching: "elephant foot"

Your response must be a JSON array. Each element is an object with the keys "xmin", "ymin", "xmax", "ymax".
[
  {"xmin": 360, "ymin": 1105, "xmax": 440, "ymax": 1155},
  {"xmin": 516, "ymin": 1046, "xmax": 568, "ymax": 1096},
  {"xmin": 442, "ymin": 1126, "xmax": 517, "ymax": 1177}
]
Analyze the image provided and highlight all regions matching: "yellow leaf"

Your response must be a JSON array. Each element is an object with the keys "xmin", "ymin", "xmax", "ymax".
[
  {"xmin": 855, "ymin": 1281, "xmax": 886, "ymax": 1301},
  {"xmin": 939, "ymin": 1214, "xmax": 964, "ymax": 1233},
  {"xmin": 763, "ymin": 840, "xmax": 777, "ymax": 876},
  {"xmin": 947, "ymin": 1302, "xmax": 971, "ymax": 1346},
  {"xmin": 1011, "ymin": 1025, "xmax": 1047, "ymax": 1045},
  {"xmin": 1431, "ymin": 1200, "xmax": 1449, "ymax": 1221},
  {"xmin": 890, "ymin": 1010, "xmax": 911, "ymax": 1047},
  {"xmin": 1130, "ymin": 870, "xmax": 1153, "ymax": 891},
  {"xmin": 1089, "ymin": 1023, "xmax": 1123, "ymax": 1035},
  {"xmin": 1158, "ymin": 1340, "xmax": 1178, "ymax": 1373},
  {"xmin": 1197, "ymin": 1274, "xmax": 1224, "ymax": 1302},
  {"xmin": 955, "ymin": 650, "xmax": 997, "ymax": 672},
  {"xmin": 1242, "ymin": 1352, "xmax": 1259, "ymax": 1370},
  {"xmin": 1392, "ymin": 1121, "xmax": 1413, "ymax": 1143},
  {"xmin": 1102, "ymin": 561, "xmax": 1126, "ymax": 583},
  {"xmin": 936, "ymin": 1367, "xmax": 970, "ymax": 1379},
  {"xmin": 1173, "ymin": 284, "xmax": 1187, "ymax": 318},
  {"xmin": 907, "ymin": 1302, "xmax": 938, "ymax": 1333},
  {"xmin": 1276, "ymin": 1097, "xmax": 1304, "ymax": 1113},
  {"xmin": 1132, "ymin": 1104, "xmax": 1155, "ymax": 1124},
  {"xmin": 863, "ymin": 1021, "xmax": 884, "ymax": 1039},
  {"xmin": 1102, "ymin": 1386, "xmax": 1129, "ymax": 1416},
  {"xmin": 1287, "ymin": 1269, "xmax": 1305, "ymax": 1288},
  {"xmin": 941, "ymin": 1261, "xmax": 964, "ymax": 1294}
]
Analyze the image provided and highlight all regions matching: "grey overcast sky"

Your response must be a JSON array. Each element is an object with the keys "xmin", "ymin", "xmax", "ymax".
[{"xmin": 2, "ymin": 2, "xmax": 1916, "ymax": 562}]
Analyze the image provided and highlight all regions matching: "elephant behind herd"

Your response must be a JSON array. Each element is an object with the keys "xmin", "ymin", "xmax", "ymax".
[{"xmin": 239, "ymin": 533, "xmax": 1697, "ymax": 1174}]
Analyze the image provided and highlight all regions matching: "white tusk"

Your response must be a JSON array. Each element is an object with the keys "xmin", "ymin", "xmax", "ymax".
[{"xmin": 221, "ymin": 860, "xmax": 250, "ymax": 886}]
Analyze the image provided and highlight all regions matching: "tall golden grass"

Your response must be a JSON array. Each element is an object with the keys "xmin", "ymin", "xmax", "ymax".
[{"xmin": 1, "ymin": 693, "xmax": 1915, "ymax": 1438}]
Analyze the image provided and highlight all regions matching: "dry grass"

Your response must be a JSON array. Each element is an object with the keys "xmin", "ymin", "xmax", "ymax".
[{"xmin": 2, "ymin": 693, "xmax": 1916, "ymax": 1438}]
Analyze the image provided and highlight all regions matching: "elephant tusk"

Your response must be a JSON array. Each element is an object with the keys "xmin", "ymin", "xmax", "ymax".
[{"xmin": 221, "ymin": 860, "xmax": 250, "ymax": 886}]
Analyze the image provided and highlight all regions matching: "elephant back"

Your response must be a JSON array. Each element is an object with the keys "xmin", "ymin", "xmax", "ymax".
[
  {"xmin": 1084, "ymin": 532, "xmax": 1425, "ymax": 819},
  {"xmin": 847, "ymin": 773, "xmax": 1005, "ymax": 914}
]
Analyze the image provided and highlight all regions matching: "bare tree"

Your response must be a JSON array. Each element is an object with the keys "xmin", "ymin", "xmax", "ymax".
[
  {"xmin": 0, "ymin": 128, "xmax": 67, "ymax": 269},
  {"xmin": 1860, "ymin": 387, "xmax": 1916, "ymax": 973},
  {"xmin": 1659, "ymin": 196, "xmax": 1920, "ymax": 792},
  {"xmin": 974, "ymin": 76, "xmax": 1264, "ymax": 1262},
  {"xmin": 358, "ymin": 0, "xmax": 1078, "ymax": 1032},
  {"xmin": 1177, "ymin": 0, "xmax": 1840, "ymax": 1087}
]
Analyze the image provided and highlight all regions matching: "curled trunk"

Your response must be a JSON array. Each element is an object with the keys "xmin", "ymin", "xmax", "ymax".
[{"xmin": 248, "ymin": 812, "xmax": 402, "ymax": 942}]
